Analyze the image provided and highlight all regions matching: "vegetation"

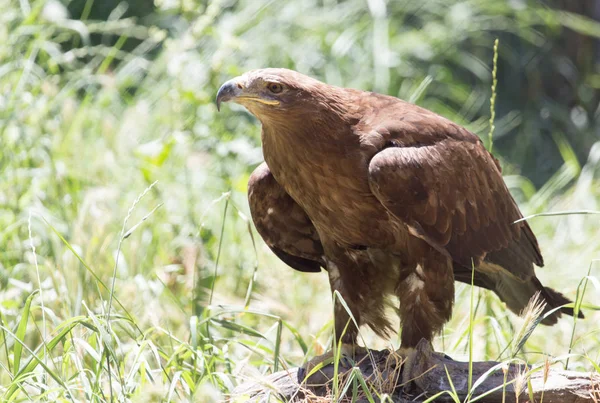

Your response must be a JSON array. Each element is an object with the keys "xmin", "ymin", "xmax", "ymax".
[{"xmin": 1, "ymin": 0, "xmax": 599, "ymax": 401}]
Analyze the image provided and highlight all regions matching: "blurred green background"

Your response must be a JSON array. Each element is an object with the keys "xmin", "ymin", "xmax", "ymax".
[{"xmin": 1, "ymin": 0, "xmax": 600, "ymax": 401}]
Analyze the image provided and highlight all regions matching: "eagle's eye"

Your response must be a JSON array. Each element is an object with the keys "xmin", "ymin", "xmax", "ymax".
[{"xmin": 267, "ymin": 82, "xmax": 283, "ymax": 94}]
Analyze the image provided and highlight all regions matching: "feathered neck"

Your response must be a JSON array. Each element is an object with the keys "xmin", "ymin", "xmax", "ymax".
[{"xmin": 258, "ymin": 85, "xmax": 360, "ymax": 150}]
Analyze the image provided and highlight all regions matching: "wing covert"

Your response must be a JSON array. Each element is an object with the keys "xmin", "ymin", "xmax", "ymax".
[
  {"xmin": 248, "ymin": 162, "xmax": 324, "ymax": 273},
  {"xmin": 368, "ymin": 137, "xmax": 542, "ymax": 278}
]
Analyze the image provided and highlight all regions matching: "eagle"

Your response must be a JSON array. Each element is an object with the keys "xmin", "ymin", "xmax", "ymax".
[{"xmin": 216, "ymin": 68, "xmax": 579, "ymax": 371}]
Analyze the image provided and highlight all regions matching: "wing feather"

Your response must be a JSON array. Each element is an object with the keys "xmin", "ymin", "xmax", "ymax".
[
  {"xmin": 368, "ymin": 135, "xmax": 540, "ymax": 279},
  {"xmin": 248, "ymin": 162, "xmax": 324, "ymax": 273}
]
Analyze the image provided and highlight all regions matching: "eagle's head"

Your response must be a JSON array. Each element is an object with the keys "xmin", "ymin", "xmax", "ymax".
[{"xmin": 216, "ymin": 68, "xmax": 346, "ymax": 125}]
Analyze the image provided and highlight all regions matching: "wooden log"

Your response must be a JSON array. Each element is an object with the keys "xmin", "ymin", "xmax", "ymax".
[{"xmin": 232, "ymin": 340, "xmax": 600, "ymax": 402}]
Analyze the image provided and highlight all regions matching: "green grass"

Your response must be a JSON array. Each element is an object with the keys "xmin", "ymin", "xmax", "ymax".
[{"xmin": 1, "ymin": 0, "xmax": 600, "ymax": 401}]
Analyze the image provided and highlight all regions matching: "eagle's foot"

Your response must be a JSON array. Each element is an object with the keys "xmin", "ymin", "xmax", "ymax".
[
  {"xmin": 395, "ymin": 340, "xmax": 453, "ymax": 387},
  {"xmin": 395, "ymin": 346, "xmax": 420, "ymax": 386},
  {"xmin": 298, "ymin": 343, "xmax": 367, "ymax": 384}
]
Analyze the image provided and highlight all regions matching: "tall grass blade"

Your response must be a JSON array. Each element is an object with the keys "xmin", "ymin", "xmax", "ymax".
[
  {"xmin": 13, "ymin": 290, "xmax": 37, "ymax": 375},
  {"xmin": 468, "ymin": 259, "xmax": 476, "ymax": 400},
  {"xmin": 41, "ymin": 217, "xmax": 142, "ymax": 335},
  {"xmin": 488, "ymin": 38, "xmax": 499, "ymax": 153},
  {"xmin": 274, "ymin": 319, "xmax": 282, "ymax": 372},
  {"xmin": 4, "ymin": 320, "xmax": 81, "ymax": 400},
  {"xmin": 566, "ymin": 260, "xmax": 597, "ymax": 369},
  {"xmin": 109, "ymin": 180, "xmax": 159, "ymax": 328},
  {"xmin": 443, "ymin": 365, "xmax": 461, "ymax": 403},
  {"xmin": 514, "ymin": 210, "xmax": 600, "ymax": 223},
  {"xmin": 28, "ymin": 211, "xmax": 46, "ymax": 377},
  {"xmin": 209, "ymin": 192, "xmax": 230, "ymax": 307}
]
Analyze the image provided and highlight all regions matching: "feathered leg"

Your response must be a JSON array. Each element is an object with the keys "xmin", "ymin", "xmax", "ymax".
[
  {"xmin": 328, "ymin": 258, "xmax": 361, "ymax": 344},
  {"xmin": 300, "ymin": 247, "xmax": 396, "ymax": 382},
  {"xmin": 396, "ymin": 250, "xmax": 454, "ymax": 383}
]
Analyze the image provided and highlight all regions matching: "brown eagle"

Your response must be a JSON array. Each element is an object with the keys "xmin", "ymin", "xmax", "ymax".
[{"xmin": 216, "ymin": 68, "xmax": 579, "ymax": 365}]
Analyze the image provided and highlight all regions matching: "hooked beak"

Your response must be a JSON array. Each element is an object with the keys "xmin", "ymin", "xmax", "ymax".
[
  {"xmin": 216, "ymin": 77, "xmax": 281, "ymax": 111},
  {"xmin": 216, "ymin": 78, "xmax": 243, "ymax": 112}
]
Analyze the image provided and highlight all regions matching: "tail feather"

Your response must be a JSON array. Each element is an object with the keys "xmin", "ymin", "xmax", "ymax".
[
  {"xmin": 454, "ymin": 265, "xmax": 582, "ymax": 325},
  {"xmin": 533, "ymin": 277, "xmax": 584, "ymax": 323}
]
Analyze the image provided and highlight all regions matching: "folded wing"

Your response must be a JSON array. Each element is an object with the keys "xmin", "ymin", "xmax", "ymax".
[
  {"xmin": 367, "ymin": 119, "xmax": 578, "ymax": 322},
  {"xmin": 248, "ymin": 162, "xmax": 324, "ymax": 273}
]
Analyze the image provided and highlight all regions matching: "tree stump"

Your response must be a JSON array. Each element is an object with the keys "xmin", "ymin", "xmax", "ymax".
[{"xmin": 232, "ymin": 340, "xmax": 600, "ymax": 402}]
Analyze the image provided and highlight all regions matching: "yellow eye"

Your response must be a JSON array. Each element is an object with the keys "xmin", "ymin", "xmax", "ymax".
[{"xmin": 267, "ymin": 82, "xmax": 283, "ymax": 94}]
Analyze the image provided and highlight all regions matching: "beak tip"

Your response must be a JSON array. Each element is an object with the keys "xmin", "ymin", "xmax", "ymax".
[{"xmin": 216, "ymin": 79, "xmax": 241, "ymax": 112}]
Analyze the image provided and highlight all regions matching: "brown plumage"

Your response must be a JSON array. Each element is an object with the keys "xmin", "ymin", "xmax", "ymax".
[{"xmin": 217, "ymin": 68, "xmax": 580, "ymax": 349}]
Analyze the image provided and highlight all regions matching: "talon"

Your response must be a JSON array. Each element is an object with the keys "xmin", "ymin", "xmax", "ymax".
[
  {"xmin": 440, "ymin": 352, "xmax": 453, "ymax": 360},
  {"xmin": 395, "ymin": 341, "xmax": 451, "ymax": 387},
  {"xmin": 394, "ymin": 347, "xmax": 420, "ymax": 386}
]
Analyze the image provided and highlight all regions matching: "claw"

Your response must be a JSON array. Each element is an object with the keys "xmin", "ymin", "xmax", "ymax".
[{"xmin": 395, "ymin": 340, "xmax": 453, "ymax": 386}]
